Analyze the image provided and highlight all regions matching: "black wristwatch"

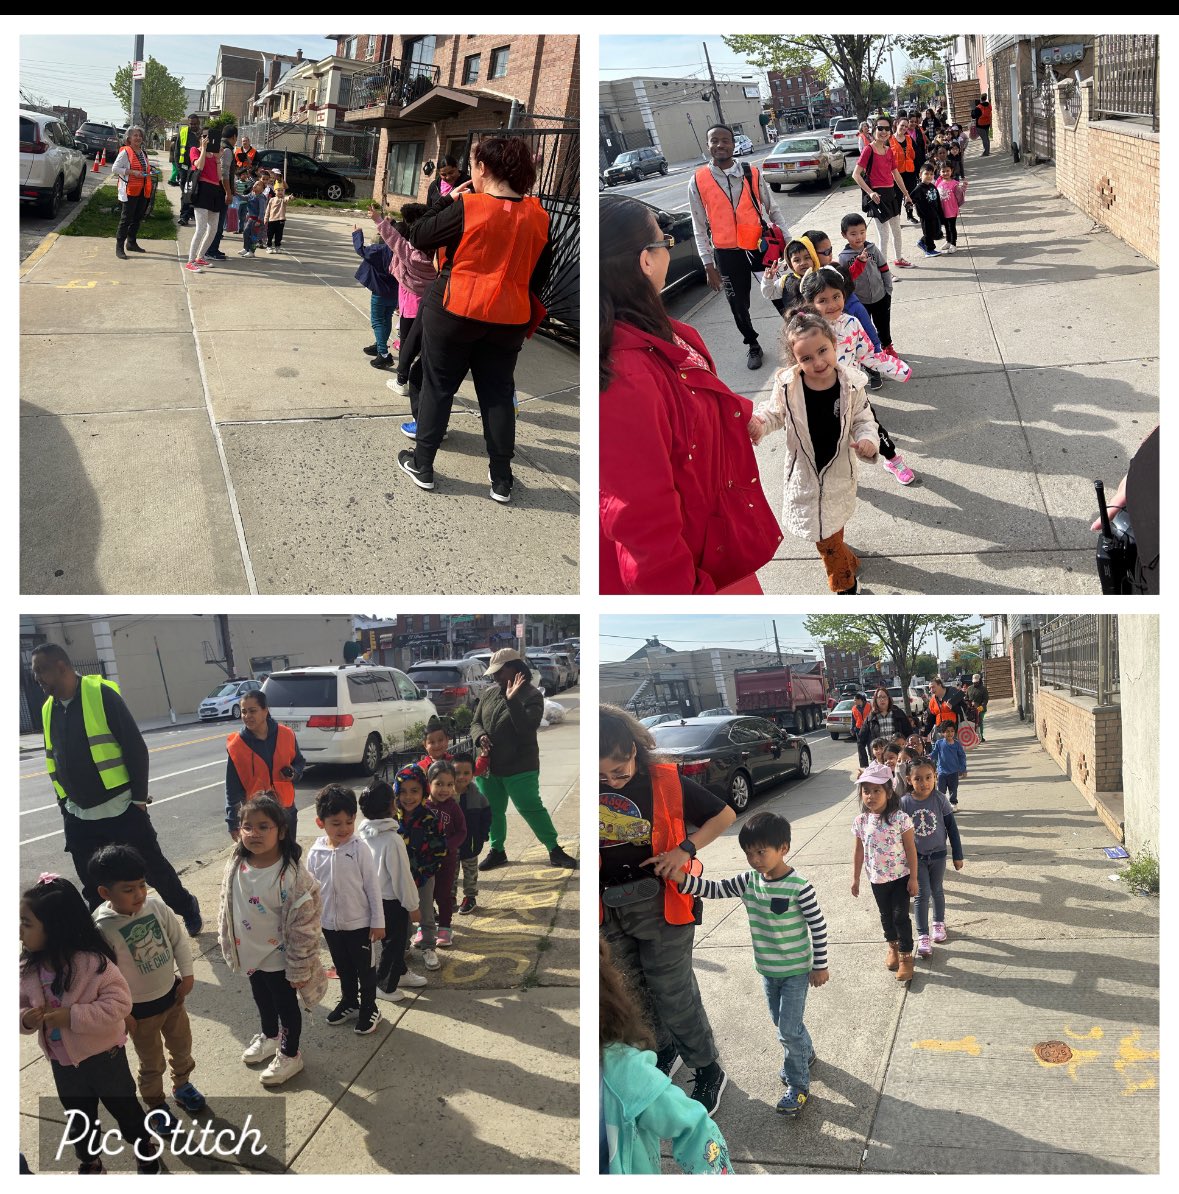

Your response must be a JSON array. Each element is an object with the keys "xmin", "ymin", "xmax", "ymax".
[{"xmin": 677, "ymin": 838, "xmax": 697, "ymax": 859}]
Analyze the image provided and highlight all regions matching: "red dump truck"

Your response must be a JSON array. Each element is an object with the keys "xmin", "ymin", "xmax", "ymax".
[{"xmin": 734, "ymin": 663, "xmax": 828, "ymax": 733}]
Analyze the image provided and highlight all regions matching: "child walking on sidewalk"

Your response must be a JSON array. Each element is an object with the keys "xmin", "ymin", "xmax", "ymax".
[
  {"xmin": 264, "ymin": 173, "xmax": 287, "ymax": 252},
  {"xmin": 676, "ymin": 812, "xmax": 828, "ymax": 1118},
  {"xmin": 838, "ymin": 214, "xmax": 898, "ymax": 356},
  {"xmin": 899, "ymin": 757, "xmax": 964, "ymax": 958},
  {"xmin": 930, "ymin": 721, "xmax": 969, "ymax": 806},
  {"xmin": 851, "ymin": 762, "xmax": 918, "ymax": 982},
  {"xmin": 749, "ymin": 308, "xmax": 878, "ymax": 593},
  {"xmin": 351, "ymin": 221, "xmax": 399, "ymax": 368},
  {"xmin": 935, "ymin": 164, "xmax": 968, "ymax": 253}
]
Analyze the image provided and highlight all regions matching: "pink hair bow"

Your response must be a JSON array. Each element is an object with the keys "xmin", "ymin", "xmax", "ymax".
[{"xmin": 37, "ymin": 872, "xmax": 60, "ymax": 885}]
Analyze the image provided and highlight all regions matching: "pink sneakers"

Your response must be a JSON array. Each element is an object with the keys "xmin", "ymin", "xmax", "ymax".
[
  {"xmin": 883, "ymin": 454, "xmax": 915, "ymax": 485},
  {"xmin": 917, "ymin": 934, "xmax": 933, "ymax": 957},
  {"xmin": 932, "ymin": 922, "xmax": 947, "ymax": 943},
  {"xmin": 894, "ymin": 258, "xmax": 915, "ymax": 268}
]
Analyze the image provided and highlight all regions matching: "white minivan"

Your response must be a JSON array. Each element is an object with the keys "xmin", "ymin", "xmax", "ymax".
[{"xmin": 262, "ymin": 665, "xmax": 437, "ymax": 775}]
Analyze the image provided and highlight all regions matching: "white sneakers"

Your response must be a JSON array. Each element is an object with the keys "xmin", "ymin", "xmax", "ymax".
[
  {"xmin": 241, "ymin": 1032, "xmax": 278, "ymax": 1064},
  {"xmin": 376, "ymin": 987, "xmax": 406, "ymax": 1002},
  {"xmin": 422, "ymin": 949, "xmax": 441, "ymax": 971},
  {"xmin": 260, "ymin": 1050, "xmax": 304, "ymax": 1086},
  {"xmin": 400, "ymin": 969, "xmax": 428, "ymax": 988}
]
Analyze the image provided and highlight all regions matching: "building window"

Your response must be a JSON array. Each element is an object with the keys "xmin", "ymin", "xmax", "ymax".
[
  {"xmin": 489, "ymin": 45, "xmax": 510, "ymax": 79},
  {"xmin": 338, "ymin": 73, "xmax": 353, "ymax": 108},
  {"xmin": 405, "ymin": 35, "xmax": 437, "ymax": 79},
  {"xmin": 344, "ymin": 36, "xmax": 357, "ymax": 59},
  {"xmin": 463, "ymin": 54, "xmax": 480, "ymax": 85},
  {"xmin": 387, "ymin": 139, "xmax": 424, "ymax": 196}
]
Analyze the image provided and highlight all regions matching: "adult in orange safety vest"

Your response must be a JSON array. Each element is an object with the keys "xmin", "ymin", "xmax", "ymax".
[
  {"xmin": 924, "ymin": 677, "xmax": 967, "ymax": 736},
  {"xmin": 225, "ymin": 689, "xmax": 305, "ymax": 841},
  {"xmin": 599, "ymin": 704, "xmax": 736, "ymax": 1095},
  {"xmin": 398, "ymin": 135, "xmax": 552, "ymax": 503},
  {"xmin": 111, "ymin": 125, "xmax": 154, "ymax": 260}
]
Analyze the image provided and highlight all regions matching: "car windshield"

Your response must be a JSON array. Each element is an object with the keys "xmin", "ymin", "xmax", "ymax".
[
  {"xmin": 781, "ymin": 139, "xmax": 821, "ymax": 153},
  {"xmin": 206, "ymin": 683, "xmax": 239, "ymax": 699},
  {"xmin": 833, "ymin": 700, "xmax": 855, "ymax": 712},
  {"xmin": 651, "ymin": 723, "xmax": 714, "ymax": 748},
  {"xmin": 835, "ymin": 119, "xmax": 859, "ymax": 131},
  {"xmin": 614, "ymin": 153, "xmax": 638, "ymax": 165},
  {"xmin": 263, "ymin": 673, "xmax": 337, "ymax": 708},
  {"xmin": 408, "ymin": 668, "xmax": 464, "ymax": 685},
  {"xmin": 639, "ymin": 714, "xmax": 670, "ymax": 727}
]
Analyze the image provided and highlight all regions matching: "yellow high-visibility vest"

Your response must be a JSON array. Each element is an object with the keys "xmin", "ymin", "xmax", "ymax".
[{"xmin": 42, "ymin": 675, "xmax": 131, "ymax": 803}]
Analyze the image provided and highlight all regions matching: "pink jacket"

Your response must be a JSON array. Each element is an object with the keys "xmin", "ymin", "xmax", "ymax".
[
  {"xmin": 936, "ymin": 177, "xmax": 967, "ymax": 218},
  {"xmin": 374, "ymin": 218, "xmax": 438, "ymax": 313},
  {"xmin": 19, "ymin": 952, "xmax": 131, "ymax": 1067}
]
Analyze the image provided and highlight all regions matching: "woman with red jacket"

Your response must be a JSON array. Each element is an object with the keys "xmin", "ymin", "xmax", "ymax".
[{"xmin": 599, "ymin": 195, "xmax": 782, "ymax": 594}]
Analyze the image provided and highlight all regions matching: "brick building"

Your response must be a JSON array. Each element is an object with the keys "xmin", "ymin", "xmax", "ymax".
[
  {"xmin": 768, "ymin": 66, "xmax": 826, "ymax": 127},
  {"xmin": 821, "ymin": 644, "xmax": 876, "ymax": 689},
  {"xmin": 338, "ymin": 33, "xmax": 578, "ymax": 203},
  {"xmin": 49, "ymin": 105, "xmax": 87, "ymax": 133}
]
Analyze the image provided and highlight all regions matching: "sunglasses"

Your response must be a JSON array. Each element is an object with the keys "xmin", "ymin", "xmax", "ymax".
[
  {"xmin": 816, "ymin": 245, "xmax": 833, "ymax": 256},
  {"xmin": 642, "ymin": 235, "xmax": 675, "ymax": 252}
]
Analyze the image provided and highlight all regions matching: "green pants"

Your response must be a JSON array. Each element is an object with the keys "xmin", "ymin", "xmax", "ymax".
[{"xmin": 477, "ymin": 770, "xmax": 557, "ymax": 852}]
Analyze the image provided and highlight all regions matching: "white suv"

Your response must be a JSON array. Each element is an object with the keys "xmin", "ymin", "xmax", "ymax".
[
  {"xmin": 262, "ymin": 665, "xmax": 437, "ymax": 776},
  {"xmin": 20, "ymin": 109, "xmax": 87, "ymax": 218}
]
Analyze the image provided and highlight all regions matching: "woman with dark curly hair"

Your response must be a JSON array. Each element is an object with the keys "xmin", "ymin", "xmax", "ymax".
[
  {"xmin": 599, "ymin": 193, "xmax": 782, "ymax": 594},
  {"xmin": 397, "ymin": 135, "xmax": 552, "ymax": 504}
]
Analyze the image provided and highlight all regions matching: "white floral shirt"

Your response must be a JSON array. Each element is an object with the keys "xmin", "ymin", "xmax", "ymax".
[
  {"xmin": 852, "ymin": 810, "xmax": 914, "ymax": 884},
  {"xmin": 230, "ymin": 858, "xmax": 286, "ymax": 975}
]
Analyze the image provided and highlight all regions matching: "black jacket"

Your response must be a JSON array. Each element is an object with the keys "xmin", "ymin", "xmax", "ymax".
[
  {"xmin": 924, "ymin": 688, "xmax": 967, "ymax": 734},
  {"xmin": 471, "ymin": 682, "xmax": 544, "ymax": 777},
  {"xmin": 224, "ymin": 715, "xmax": 305, "ymax": 831},
  {"xmin": 426, "ymin": 173, "xmax": 470, "ymax": 207},
  {"xmin": 911, "ymin": 181, "xmax": 944, "ymax": 241},
  {"xmin": 857, "ymin": 705, "xmax": 914, "ymax": 749},
  {"xmin": 47, "ymin": 679, "xmax": 149, "ymax": 811}
]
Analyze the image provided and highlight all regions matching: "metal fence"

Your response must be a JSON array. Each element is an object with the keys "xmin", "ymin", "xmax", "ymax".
[
  {"xmin": 348, "ymin": 56, "xmax": 441, "ymax": 113},
  {"xmin": 238, "ymin": 119, "xmax": 382, "ymax": 177},
  {"xmin": 1094, "ymin": 35, "xmax": 1158, "ymax": 131},
  {"xmin": 1038, "ymin": 615, "xmax": 1120, "ymax": 704}
]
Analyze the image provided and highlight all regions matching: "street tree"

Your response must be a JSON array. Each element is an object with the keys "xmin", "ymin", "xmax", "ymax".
[
  {"xmin": 803, "ymin": 615, "xmax": 977, "ymax": 715},
  {"xmin": 723, "ymin": 34, "xmax": 955, "ymax": 121},
  {"xmin": 111, "ymin": 56, "xmax": 186, "ymax": 145},
  {"xmin": 914, "ymin": 652, "xmax": 939, "ymax": 679}
]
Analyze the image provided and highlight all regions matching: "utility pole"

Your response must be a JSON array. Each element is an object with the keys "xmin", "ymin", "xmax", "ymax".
[
  {"xmin": 154, "ymin": 637, "xmax": 177, "ymax": 724},
  {"xmin": 773, "ymin": 621, "xmax": 783, "ymax": 666},
  {"xmin": 216, "ymin": 614, "xmax": 235, "ymax": 677},
  {"xmin": 703, "ymin": 42, "xmax": 726, "ymax": 125},
  {"xmin": 130, "ymin": 34, "xmax": 145, "ymax": 131}
]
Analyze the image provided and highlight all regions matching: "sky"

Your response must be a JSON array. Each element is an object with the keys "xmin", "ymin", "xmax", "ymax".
[
  {"xmin": 600, "ymin": 615, "xmax": 985, "ymax": 663},
  {"xmin": 20, "ymin": 34, "xmax": 333, "ymax": 124}
]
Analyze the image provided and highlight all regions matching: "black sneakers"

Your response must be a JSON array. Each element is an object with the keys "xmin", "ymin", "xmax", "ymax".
[
  {"xmin": 326, "ymin": 1001, "xmax": 359, "ymax": 1026},
  {"xmin": 548, "ymin": 846, "xmax": 578, "ymax": 869},
  {"xmin": 354, "ymin": 1006, "xmax": 382, "ymax": 1035},
  {"xmin": 370, "ymin": 354, "xmax": 395, "ymax": 370},
  {"xmin": 458, "ymin": 896, "xmax": 477, "ymax": 914},
  {"xmin": 478, "ymin": 848, "xmax": 509, "ymax": 872},
  {"xmin": 690, "ymin": 1062, "xmax": 728, "ymax": 1115},
  {"xmin": 363, "ymin": 344, "xmax": 380, "ymax": 356},
  {"xmin": 397, "ymin": 450, "xmax": 434, "ymax": 490},
  {"xmin": 746, "ymin": 344, "xmax": 763, "ymax": 370},
  {"xmin": 654, "ymin": 1043, "xmax": 683, "ymax": 1077},
  {"xmin": 490, "ymin": 476, "xmax": 513, "ymax": 503}
]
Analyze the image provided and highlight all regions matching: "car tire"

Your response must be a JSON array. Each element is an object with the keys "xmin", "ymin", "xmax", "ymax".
[
  {"xmin": 824, "ymin": 165, "xmax": 834, "ymax": 190},
  {"xmin": 830, "ymin": 731, "xmax": 839, "ymax": 740},
  {"xmin": 38, "ymin": 177, "xmax": 62, "ymax": 219},
  {"xmin": 231, "ymin": 704, "xmax": 240, "ymax": 720},
  {"xmin": 659, "ymin": 162, "xmax": 668, "ymax": 175},
  {"xmin": 326, "ymin": 182, "xmax": 344, "ymax": 201},
  {"xmin": 770, "ymin": 182, "xmax": 782, "ymax": 192},
  {"xmin": 361, "ymin": 733, "xmax": 383, "ymax": 776},
  {"xmin": 727, "ymin": 770, "xmax": 752, "ymax": 812},
  {"xmin": 67, "ymin": 168, "xmax": 85, "ymax": 203},
  {"xmin": 797, "ymin": 747, "xmax": 812, "ymax": 778}
]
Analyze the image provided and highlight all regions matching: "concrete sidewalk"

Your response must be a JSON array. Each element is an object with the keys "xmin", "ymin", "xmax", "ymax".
[
  {"xmin": 683, "ymin": 143, "xmax": 1158, "ymax": 594},
  {"xmin": 665, "ymin": 707, "xmax": 1158, "ymax": 1173},
  {"xmin": 20, "ymin": 196, "xmax": 580, "ymax": 595},
  {"xmin": 20, "ymin": 714, "xmax": 580, "ymax": 1174}
]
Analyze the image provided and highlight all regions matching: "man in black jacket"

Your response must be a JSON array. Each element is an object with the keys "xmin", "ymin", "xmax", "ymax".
[{"xmin": 31, "ymin": 643, "xmax": 202, "ymax": 931}]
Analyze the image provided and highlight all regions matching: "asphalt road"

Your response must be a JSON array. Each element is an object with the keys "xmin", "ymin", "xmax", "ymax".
[
  {"xmin": 726, "ymin": 723, "xmax": 860, "ymax": 819},
  {"xmin": 20, "ymin": 689, "xmax": 581, "ymax": 890}
]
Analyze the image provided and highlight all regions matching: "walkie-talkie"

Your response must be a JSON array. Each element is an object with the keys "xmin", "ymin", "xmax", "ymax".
[{"xmin": 1093, "ymin": 479, "xmax": 1137, "ymax": 595}]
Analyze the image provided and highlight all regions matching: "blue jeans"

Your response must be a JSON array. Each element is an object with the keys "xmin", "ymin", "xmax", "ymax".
[
  {"xmin": 369, "ymin": 294, "xmax": 398, "ymax": 356},
  {"xmin": 762, "ymin": 971, "xmax": 813, "ymax": 1091},
  {"xmin": 914, "ymin": 850, "xmax": 947, "ymax": 935},
  {"xmin": 938, "ymin": 771, "xmax": 959, "ymax": 801}
]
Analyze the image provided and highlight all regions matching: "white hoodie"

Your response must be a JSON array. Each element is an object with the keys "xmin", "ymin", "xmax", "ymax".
[
  {"xmin": 357, "ymin": 818, "xmax": 420, "ymax": 910},
  {"xmin": 93, "ymin": 892, "xmax": 193, "ymax": 1007},
  {"xmin": 305, "ymin": 834, "xmax": 384, "ymax": 932}
]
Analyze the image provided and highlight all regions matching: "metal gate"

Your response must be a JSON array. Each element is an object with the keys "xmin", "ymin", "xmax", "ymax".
[
  {"xmin": 1020, "ymin": 69, "xmax": 1056, "ymax": 164},
  {"xmin": 464, "ymin": 125, "xmax": 579, "ymax": 347}
]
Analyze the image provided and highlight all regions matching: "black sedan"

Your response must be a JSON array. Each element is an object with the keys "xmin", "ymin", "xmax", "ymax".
[
  {"xmin": 650, "ymin": 715, "xmax": 811, "ymax": 812},
  {"xmin": 255, "ymin": 150, "xmax": 355, "ymax": 201},
  {"xmin": 628, "ymin": 197, "xmax": 704, "ymax": 295}
]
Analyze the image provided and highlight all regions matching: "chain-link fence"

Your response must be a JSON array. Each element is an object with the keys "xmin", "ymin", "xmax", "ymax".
[
  {"xmin": 1038, "ymin": 615, "xmax": 1120, "ymax": 704},
  {"xmin": 237, "ymin": 119, "xmax": 382, "ymax": 195}
]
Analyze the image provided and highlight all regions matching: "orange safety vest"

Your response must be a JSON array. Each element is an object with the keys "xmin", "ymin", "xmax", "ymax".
[
  {"xmin": 694, "ymin": 164, "xmax": 764, "ymax": 252},
  {"xmin": 227, "ymin": 724, "xmax": 297, "ymax": 808},
  {"xmin": 927, "ymin": 694, "xmax": 959, "ymax": 726},
  {"xmin": 234, "ymin": 145, "xmax": 257, "ymax": 171},
  {"xmin": 437, "ymin": 192, "xmax": 550, "ymax": 324},
  {"xmin": 852, "ymin": 704, "xmax": 866, "ymax": 729},
  {"xmin": 976, "ymin": 102, "xmax": 992, "ymax": 128},
  {"xmin": 120, "ymin": 146, "xmax": 153, "ymax": 198},
  {"xmin": 599, "ymin": 762, "xmax": 697, "ymax": 927},
  {"xmin": 889, "ymin": 134, "xmax": 915, "ymax": 174}
]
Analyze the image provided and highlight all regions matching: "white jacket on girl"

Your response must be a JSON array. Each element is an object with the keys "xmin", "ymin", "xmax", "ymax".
[
  {"xmin": 357, "ymin": 817, "xmax": 420, "ymax": 910},
  {"xmin": 753, "ymin": 362, "xmax": 877, "ymax": 542},
  {"xmin": 833, "ymin": 313, "xmax": 912, "ymax": 382}
]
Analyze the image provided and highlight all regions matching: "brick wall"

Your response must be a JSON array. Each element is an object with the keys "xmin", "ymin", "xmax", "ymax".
[
  {"xmin": 1053, "ymin": 82, "xmax": 1159, "ymax": 262},
  {"xmin": 948, "ymin": 79, "xmax": 980, "ymax": 127},
  {"xmin": 984, "ymin": 657, "xmax": 1013, "ymax": 701},
  {"xmin": 1034, "ymin": 687, "xmax": 1122, "ymax": 802}
]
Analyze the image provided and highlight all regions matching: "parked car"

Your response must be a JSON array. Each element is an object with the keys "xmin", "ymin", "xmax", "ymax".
[
  {"xmin": 830, "ymin": 116, "xmax": 862, "ymax": 156},
  {"xmin": 546, "ymin": 649, "xmax": 578, "ymax": 688},
  {"xmin": 602, "ymin": 146, "xmax": 668, "ymax": 186},
  {"xmin": 733, "ymin": 133, "xmax": 754, "ymax": 156},
  {"xmin": 528, "ymin": 652, "xmax": 566, "ymax": 692},
  {"xmin": 639, "ymin": 712, "xmax": 681, "ymax": 729},
  {"xmin": 198, "ymin": 678, "xmax": 263, "ymax": 722},
  {"xmin": 698, "ymin": 706, "xmax": 735, "ymax": 718},
  {"xmin": 405, "ymin": 659, "xmax": 490, "ymax": 718},
  {"xmin": 826, "ymin": 698, "xmax": 858, "ymax": 741},
  {"xmin": 650, "ymin": 715, "xmax": 811, "ymax": 812},
  {"xmin": 20, "ymin": 109, "xmax": 88, "ymax": 217},
  {"xmin": 255, "ymin": 149, "xmax": 355, "ymax": 200},
  {"xmin": 761, "ymin": 135, "xmax": 845, "ymax": 191},
  {"xmin": 74, "ymin": 120, "xmax": 123, "ymax": 162},
  {"xmin": 262, "ymin": 665, "xmax": 436, "ymax": 775}
]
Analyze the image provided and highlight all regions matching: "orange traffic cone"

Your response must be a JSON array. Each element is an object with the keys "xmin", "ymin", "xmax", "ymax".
[
  {"xmin": 91, "ymin": 151, "xmax": 101, "ymax": 173},
  {"xmin": 100, "ymin": 148, "xmax": 107, "ymax": 167}
]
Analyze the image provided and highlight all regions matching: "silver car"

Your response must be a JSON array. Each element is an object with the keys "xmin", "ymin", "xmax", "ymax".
[{"xmin": 761, "ymin": 135, "xmax": 846, "ymax": 191}]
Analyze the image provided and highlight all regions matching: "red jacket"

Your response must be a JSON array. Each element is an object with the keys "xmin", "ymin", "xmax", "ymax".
[{"xmin": 600, "ymin": 319, "xmax": 783, "ymax": 593}]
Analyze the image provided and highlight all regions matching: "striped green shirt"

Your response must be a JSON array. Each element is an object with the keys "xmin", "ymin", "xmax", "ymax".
[{"xmin": 681, "ymin": 869, "xmax": 828, "ymax": 978}]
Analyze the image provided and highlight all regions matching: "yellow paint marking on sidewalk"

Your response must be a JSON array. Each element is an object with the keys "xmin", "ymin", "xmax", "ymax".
[
  {"xmin": 1115, "ymin": 1030, "xmax": 1159, "ymax": 1097},
  {"xmin": 19, "ymin": 232, "xmax": 58, "ymax": 277},
  {"xmin": 1064, "ymin": 1025, "xmax": 1104, "ymax": 1040},
  {"xmin": 55, "ymin": 279, "xmax": 97, "ymax": 289},
  {"xmin": 911, "ymin": 1036, "xmax": 982, "ymax": 1056}
]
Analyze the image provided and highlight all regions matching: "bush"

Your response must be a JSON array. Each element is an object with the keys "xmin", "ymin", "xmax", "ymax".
[{"xmin": 1119, "ymin": 849, "xmax": 1159, "ymax": 896}]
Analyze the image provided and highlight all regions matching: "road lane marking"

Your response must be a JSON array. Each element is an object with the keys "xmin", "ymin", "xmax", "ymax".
[
  {"xmin": 21, "ymin": 759, "xmax": 223, "ymax": 815},
  {"xmin": 20, "ymin": 731, "xmax": 227, "ymax": 779},
  {"xmin": 20, "ymin": 781, "xmax": 222, "ymax": 845}
]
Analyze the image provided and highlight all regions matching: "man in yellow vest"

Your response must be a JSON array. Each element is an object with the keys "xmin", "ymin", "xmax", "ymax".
[
  {"xmin": 32, "ymin": 643, "xmax": 201, "ymax": 932},
  {"xmin": 688, "ymin": 122, "xmax": 790, "ymax": 370},
  {"xmin": 176, "ymin": 114, "xmax": 201, "ymax": 226}
]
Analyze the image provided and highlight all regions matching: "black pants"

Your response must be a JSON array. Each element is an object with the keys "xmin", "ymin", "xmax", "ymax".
[
  {"xmin": 901, "ymin": 171, "xmax": 917, "ymax": 216},
  {"xmin": 206, "ymin": 202, "xmax": 228, "ymax": 256},
  {"xmin": 266, "ymin": 219, "xmax": 285, "ymax": 248},
  {"xmin": 943, "ymin": 217, "xmax": 958, "ymax": 246},
  {"xmin": 867, "ymin": 401, "xmax": 897, "ymax": 460},
  {"xmin": 713, "ymin": 245, "xmax": 779, "ymax": 347},
  {"xmin": 412, "ymin": 286, "xmax": 526, "ymax": 482},
  {"xmin": 398, "ymin": 313, "xmax": 425, "ymax": 404},
  {"xmin": 375, "ymin": 898, "xmax": 411, "ymax": 992},
  {"xmin": 64, "ymin": 804, "xmax": 197, "ymax": 918},
  {"xmin": 178, "ymin": 169, "xmax": 194, "ymax": 221},
  {"xmin": 863, "ymin": 294, "xmax": 893, "ymax": 351},
  {"xmin": 937, "ymin": 771, "xmax": 960, "ymax": 801},
  {"xmin": 116, "ymin": 195, "xmax": 150, "ymax": 246},
  {"xmin": 323, "ymin": 927, "xmax": 376, "ymax": 1013},
  {"xmin": 51, "ymin": 1046, "xmax": 147, "ymax": 1164},
  {"xmin": 248, "ymin": 969, "xmax": 302, "ymax": 1056},
  {"xmin": 871, "ymin": 875, "xmax": 914, "ymax": 953}
]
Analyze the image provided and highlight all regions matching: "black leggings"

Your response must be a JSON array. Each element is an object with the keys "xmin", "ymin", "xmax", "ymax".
[
  {"xmin": 266, "ymin": 219, "xmax": 285, "ymax": 248},
  {"xmin": 862, "ymin": 294, "xmax": 893, "ymax": 351},
  {"xmin": 398, "ymin": 313, "xmax": 425, "ymax": 404},
  {"xmin": 871, "ymin": 875, "xmax": 914, "ymax": 953},
  {"xmin": 943, "ymin": 217, "xmax": 958, "ymax": 246},
  {"xmin": 52, "ymin": 1046, "xmax": 147, "ymax": 1163},
  {"xmin": 248, "ymin": 969, "xmax": 302, "ymax": 1056},
  {"xmin": 375, "ymin": 898, "xmax": 411, "ymax": 992},
  {"xmin": 869, "ymin": 401, "xmax": 897, "ymax": 460}
]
